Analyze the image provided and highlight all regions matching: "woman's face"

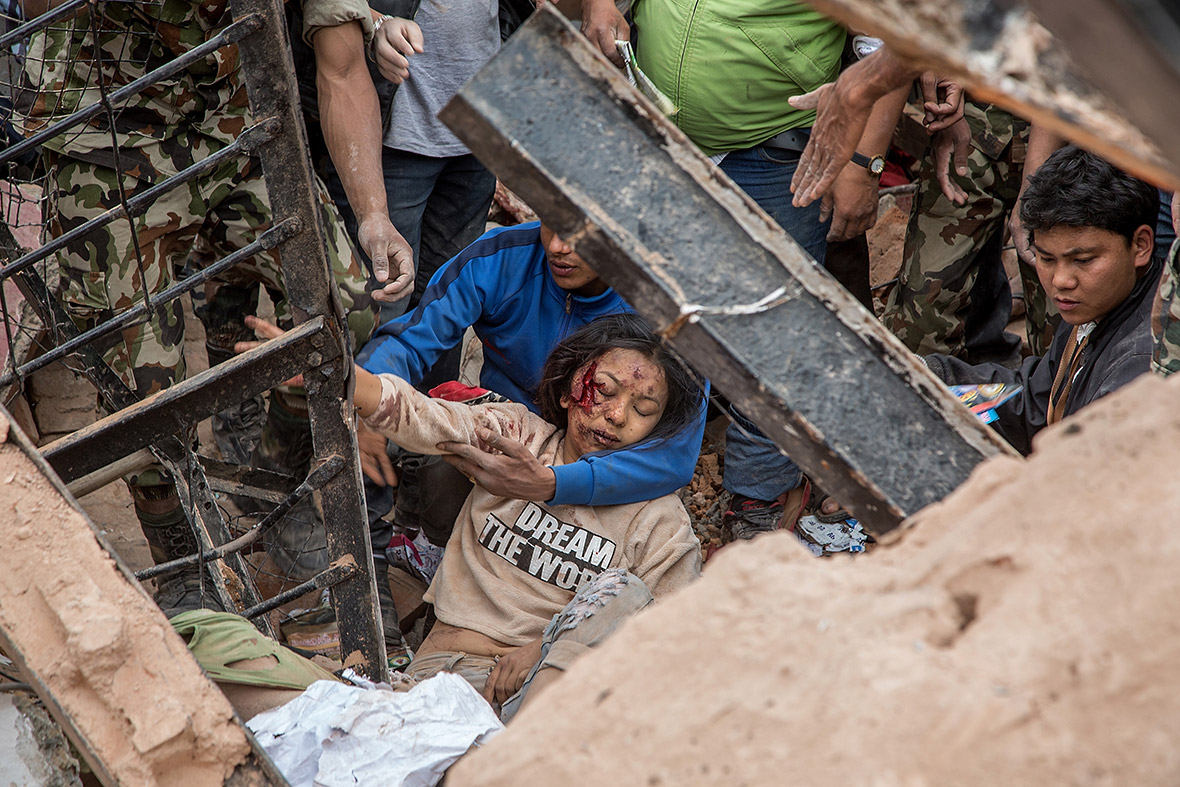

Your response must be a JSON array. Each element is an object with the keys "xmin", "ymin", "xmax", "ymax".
[{"xmin": 560, "ymin": 348, "xmax": 668, "ymax": 461}]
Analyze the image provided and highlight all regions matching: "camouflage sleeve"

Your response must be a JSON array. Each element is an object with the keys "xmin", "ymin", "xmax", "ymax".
[
  {"xmin": 300, "ymin": 0, "xmax": 375, "ymax": 46},
  {"xmin": 1151, "ymin": 239, "xmax": 1180, "ymax": 377}
]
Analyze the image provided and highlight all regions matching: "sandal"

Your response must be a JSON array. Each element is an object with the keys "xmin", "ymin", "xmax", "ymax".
[{"xmin": 780, "ymin": 476, "xmax": 812, "ymax": 531}]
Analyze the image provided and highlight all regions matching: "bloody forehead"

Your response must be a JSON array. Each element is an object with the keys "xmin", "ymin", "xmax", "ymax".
[{"xmin": 571, "ymin": 361, "xmax": 603, "ymax": 413}]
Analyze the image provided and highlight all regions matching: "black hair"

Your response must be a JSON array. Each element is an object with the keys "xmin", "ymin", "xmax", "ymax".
[
  {"xmin": 1019, "ymin": 145, "xmax": 1158, "ymax": 246},
  {"xmin": 536, "ymin": 313, "xmax": 702, "ymax": 443}
]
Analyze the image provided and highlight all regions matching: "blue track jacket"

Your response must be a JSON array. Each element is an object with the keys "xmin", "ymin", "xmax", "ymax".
[{"xmin": 356, "ymin": 222, "xmax": 708, "ymax": 506}]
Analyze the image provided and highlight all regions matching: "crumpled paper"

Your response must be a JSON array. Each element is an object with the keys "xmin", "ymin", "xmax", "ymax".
[
  {"xmin": 795, "ymin": 515, "xmax": 868, "ymax": 557},
  {"xmin": 247, "ymin": 673, "xmax": 503, "ymax": 787}
]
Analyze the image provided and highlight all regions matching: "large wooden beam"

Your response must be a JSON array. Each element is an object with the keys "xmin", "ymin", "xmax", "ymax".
[
  {"xmin": 441, "ymin": 7, "xmax": 1016, "ymax": 535},
  {"xmin": 41, "ymin": 317, "xmax": 333, "ymax": 484},
  {"xmin": 231, "ymin": 0, "xmax": 387, "ymax": 681}
]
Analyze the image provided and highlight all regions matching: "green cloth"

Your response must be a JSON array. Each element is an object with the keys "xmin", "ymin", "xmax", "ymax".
[
  {"xmin": 633, "ymin": 0, "xmax": 845, "ymax": 156},
  {"xmin": 171, "ymin": 610, "xmax": 342, "ymax": 690}
]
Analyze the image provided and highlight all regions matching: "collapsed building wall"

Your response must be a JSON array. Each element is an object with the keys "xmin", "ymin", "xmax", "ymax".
[
  {"xmin": 0, "ymin": 408, "xmax": 280, "ymax": 786},
  {"xmin": 449, "ymin": 373, "xmax": 1180, "ymax": 785}
]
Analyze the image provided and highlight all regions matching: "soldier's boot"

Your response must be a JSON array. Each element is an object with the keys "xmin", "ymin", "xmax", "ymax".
[
  {"xmin": 372, "ymin": 554, "xmax": 413, "ymax": 670},
  {"xmin": 194, "ymin": 277, "xmax": 265, "ymax": 466},
  {"xmin": 254, "ymin": 389, "xmax": 328, "ymax": 580},
  {"xmin": 132, "ymin": 483, "xmax": 224, "ymax": 618},
  {"xmin": 205, "ymin": 340, "xmax": 266, "ymax": 466}
]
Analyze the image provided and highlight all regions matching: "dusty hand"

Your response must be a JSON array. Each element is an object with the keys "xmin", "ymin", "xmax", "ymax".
[
  {"xmin": 483, "ymin": 637, "xmax": 544, "ymax": 706},
  {"xmin": 357, "ymin": 213, "xmax": 415, "ymax": 302},
  {"xmin": 437, "ymin": 427, "xmax": 557, "ymax": 502},
  {"xmin": 575, "ymin": 0, "xmax": 629, "ymax": 66},
  {"xmin": 372, "ymin": 17, "xmax": 423, "ymax": 84},
  {"xmin": 825, "ymin": 164, "xmax": 879, "ymax": 242},
  {"xmin": 1008, "ymin": 201, "xmax": 1034, "ymax": 265},
  {"xmin": 919, "ymin": 72, "xmax": 965, "ymax": 133},
  {"xmin": 234, "ymin": 316, "xmax": 305, "ymax": 387},
  {"xmin": 789, "ymin": 81, "xmax": 871, "ymax": 209},
  {"xmin": 932, "ymin": 118, "xmax": 972, "ymax": 206},
  {"xmin": 357, "ymin": 419, "xmax": 397, "ymax": 487}
]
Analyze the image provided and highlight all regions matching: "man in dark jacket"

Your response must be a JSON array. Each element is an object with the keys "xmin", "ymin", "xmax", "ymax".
[{"xmin": 924, "ymin": 145, "xmax": 1160, "ymax": 455}]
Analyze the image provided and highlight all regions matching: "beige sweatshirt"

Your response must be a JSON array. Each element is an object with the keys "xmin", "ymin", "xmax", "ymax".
[{"xmin": 363, "ymin": 374, "xmax": 702, "ymax": 646}]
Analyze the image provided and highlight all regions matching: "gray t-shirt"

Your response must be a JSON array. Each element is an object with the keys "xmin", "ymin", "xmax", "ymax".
[{"xmin": 384, "ymin": 0, "xmax": 500, "ymax": 157}]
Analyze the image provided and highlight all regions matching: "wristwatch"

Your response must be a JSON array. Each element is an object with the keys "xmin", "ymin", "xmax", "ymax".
[{"xmin": 850, "ymin": 152, "xmax": 886, "ymax": 177}]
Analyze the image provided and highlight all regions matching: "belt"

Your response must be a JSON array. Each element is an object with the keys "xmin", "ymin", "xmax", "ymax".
[{"xmin": 759, "ymin": 128, "xmax": 811, "ymax": 154}]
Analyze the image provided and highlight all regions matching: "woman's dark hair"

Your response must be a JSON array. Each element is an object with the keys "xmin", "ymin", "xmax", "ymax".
[
  {"xmin": 536, "ymin": 313, "xmax": 702, "ymax": 443},
  {"xmin": 1019, "ymin": 145, "xmax": 1159, "ymax": 245}
]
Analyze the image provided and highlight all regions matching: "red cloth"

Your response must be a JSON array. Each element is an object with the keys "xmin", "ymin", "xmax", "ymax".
[{"xmin": 428, "ymin": 381, "xmax": 491, "ymax": 402}]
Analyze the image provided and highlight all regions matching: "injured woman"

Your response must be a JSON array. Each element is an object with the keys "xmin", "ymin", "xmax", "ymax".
[
  {"xmin": 358, "ymin": 313, "xmax": 702, "ymax": 718},
  {"xmin": 248, "ymin": 312, "xmax": 704, "ymax": 719}
]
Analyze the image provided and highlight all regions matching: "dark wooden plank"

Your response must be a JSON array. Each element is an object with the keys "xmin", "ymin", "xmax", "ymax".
[
  {"xmin": 441, "ymin": 7, "xmax": 1015, "ymax": 534},
  {"xmin": 41, "ymin": 317, "xmax": 334, "ymax": 483}
]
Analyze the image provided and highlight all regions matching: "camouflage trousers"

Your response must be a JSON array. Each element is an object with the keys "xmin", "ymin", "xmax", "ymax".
[
  {"xmin": 46, "ymin": 149, "xmax": 377, "ymax": 396},
  {"xmin": 1152, "ymin": 239, "xmax": 1180, "ymax": 376},
  {"xmin": 46, "ymin": 149, "xmax": 377, "ymax": 490},
  {"xmin": 882, "ymin": 103, "xmax": 1054, "ymax": 359}
]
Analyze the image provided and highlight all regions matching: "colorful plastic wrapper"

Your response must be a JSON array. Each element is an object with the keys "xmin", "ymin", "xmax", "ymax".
[{"xmin": 949, "ymin": 383, "xmax": 1023, "ymax": 425}]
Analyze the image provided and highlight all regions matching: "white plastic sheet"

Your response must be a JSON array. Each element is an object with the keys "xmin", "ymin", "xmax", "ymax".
[{"xmin": 247, "ymin": 673, "xmax": 503, "ymax": 787}]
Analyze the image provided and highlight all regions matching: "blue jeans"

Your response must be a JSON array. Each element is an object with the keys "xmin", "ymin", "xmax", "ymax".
[{"xmin": 719, "ymin": 143, "xmax": 830, "ymax": 501}]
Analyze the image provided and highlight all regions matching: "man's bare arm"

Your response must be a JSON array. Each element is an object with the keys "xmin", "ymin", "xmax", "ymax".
[
  {"xmin": 790, "ymin": 47, "xmax": 920, "ymax": 207},
  {"xmin": 313, "ymin": 20, "xmax": 414, "ymax": 301},
  {"xmin": 825, "ymin": 83, "xmax": 909, "ymax": 241}
]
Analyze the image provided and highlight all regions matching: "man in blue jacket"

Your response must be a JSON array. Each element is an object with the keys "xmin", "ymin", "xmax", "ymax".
[{"xmin": 356, "ymin": 221, "xmax": 707, "ymax": 614}]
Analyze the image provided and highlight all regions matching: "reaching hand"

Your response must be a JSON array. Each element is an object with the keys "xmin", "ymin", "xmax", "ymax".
[
  {"xmin": 790, "ymin": 47, "xmax": 919, "ymax": 207},
  {"xmin": 574, "ymin": 0, "xmax": 629, "ymax": 66},
  {"xmin": 436, "ymin": 427, "xmax": 557, "ymax": 502},
  {"xmin": 233, "ymin": 316, "xmax": 305, "ymax": 387},
  {"xmin": 483, "ymin": 637, "xmax": 544, "ymax": 706},
  {"xmin": 1008, "ymin": 202, "xmax": 1034, "ymax": 265},
  {"xmin": 931, "ymin": 118, "xmax": 972, "ymax": 206},
  {"xmin": 789, "ymin": 81, "xmax": 871, "ymax": 209},
  {"xmin": 357, "ymin": 213, "xmax": 415, "ymax": 302},
  {"xmin": 372, "ymin": 17, "xmax": 423, "ymax": 84},
  {"xmin": 919, "ymin": 73, "xmax": 965, "ymax": 133},
  {"xmin": 357, "ymin": 419, "xmax": 397, "ymax": 487},
  {"xmin": 826, "ymin": 164, "xmax": 880, "ymax": 242}
]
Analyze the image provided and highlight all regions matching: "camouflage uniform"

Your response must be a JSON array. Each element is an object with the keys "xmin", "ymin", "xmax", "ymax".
[
  {"xmin": 882, "ymin": 101, "xmax": 1054, "ymax": 359},
  {"xmin": 1151, "ymin": 239, "xmax": 1180, "ymax": 376},
  {"xmin": 23, "ymin": 0, "xmax": 377, "ymax": 397}
]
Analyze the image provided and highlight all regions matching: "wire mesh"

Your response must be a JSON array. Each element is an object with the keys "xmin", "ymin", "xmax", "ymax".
[{"xmin": 0, "ymin": 0, "xmax": 349, "ymax": 639}]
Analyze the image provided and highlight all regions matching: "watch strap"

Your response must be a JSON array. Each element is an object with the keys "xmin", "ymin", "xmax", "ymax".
[{"xmin": 850, "ymin": 152, "xmax": 885, "ymax": 176}]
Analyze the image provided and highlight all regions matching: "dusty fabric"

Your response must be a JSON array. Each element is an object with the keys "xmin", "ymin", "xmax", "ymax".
[
  {"xmin": 301, "ymin": 0, "xmax": 375, "ymax": 45},
  {"xmin": 405, "ymin": 651, "xmax": 497, "ymax": 693},
  {"xmin": 499, "ymin": 569, "xmax": 654, "ymax": 722},
  {"xmin": 171, "ymin": 610, "xmax": 342, "ymax": 690},
  {"xmin": 362, "ymin": 373, "xmax": 701, "ymax": 647}
]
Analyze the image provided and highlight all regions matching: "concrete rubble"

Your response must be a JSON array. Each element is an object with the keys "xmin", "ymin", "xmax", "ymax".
[{"xmin": 448, "ymin": 373, "xmax": 1180, "ymax": 786}]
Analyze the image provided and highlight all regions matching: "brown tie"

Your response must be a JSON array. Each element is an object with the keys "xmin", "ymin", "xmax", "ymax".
[{"xmin": 1047, "ymin": 325, "xmax": 1090, "ymax": 425}]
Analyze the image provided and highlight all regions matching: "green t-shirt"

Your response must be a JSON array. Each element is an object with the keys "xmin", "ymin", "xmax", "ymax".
[{"xmin": 633, "ymin": 0, "xmax": 846, "ymax": 156}]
